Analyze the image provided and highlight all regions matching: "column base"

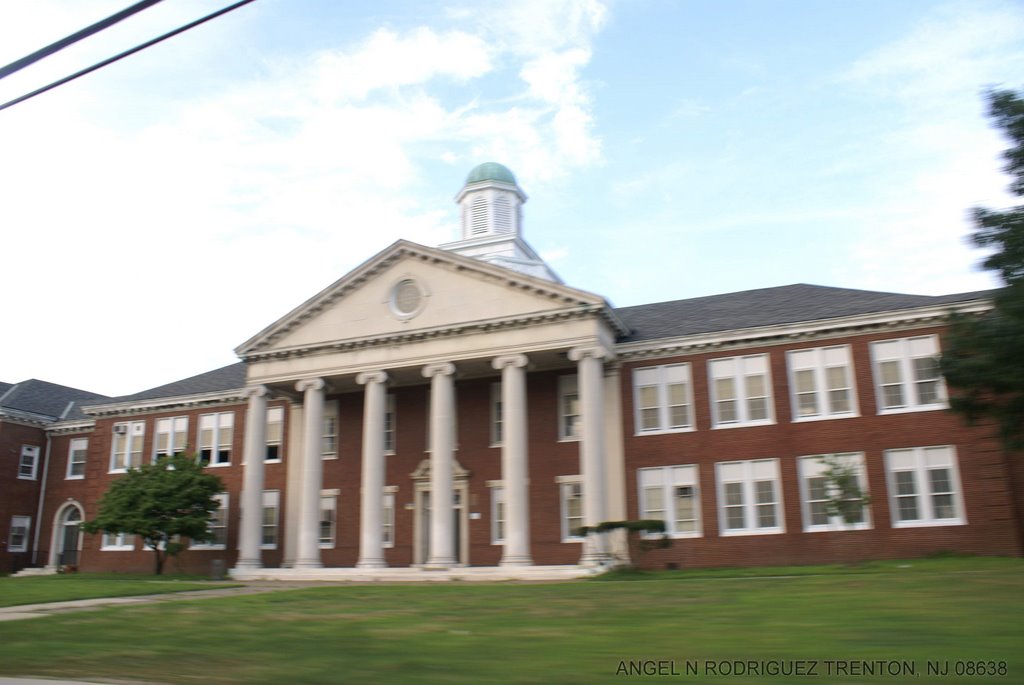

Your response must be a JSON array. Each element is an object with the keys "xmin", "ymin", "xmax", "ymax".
[
  {"xmin": 499, "ymin": 555, "xmax": 534, "ymax": 567},
  {"xmin": 293, "ymin": 560, "xmax": 323, "ymax": 570},
  {"xmin": 233, "ymin": 559, "xmax": 264, "ymax": 570},
  {"xmin": 356, "ymin": 559, "xmax": 388, "ymax": 569},
  {"xmin": 424, "ymin": 557, "xmax": 458, "ymax": 569}
]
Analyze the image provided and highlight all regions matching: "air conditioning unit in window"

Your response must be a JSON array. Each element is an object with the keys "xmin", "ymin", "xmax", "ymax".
[{"xmin": 113, "ymin": 425, "xmax": 128, "ymax": 435}]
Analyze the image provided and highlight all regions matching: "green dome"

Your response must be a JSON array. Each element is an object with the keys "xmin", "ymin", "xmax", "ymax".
[{"xmin": 465, "ymin": 162, "xmax": 517, "ymax": 186}]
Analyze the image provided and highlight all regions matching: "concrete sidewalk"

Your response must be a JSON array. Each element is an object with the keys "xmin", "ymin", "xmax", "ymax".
[{"xmin": 0, "ymin": 582, "xmax": 328, "ymax": 623}]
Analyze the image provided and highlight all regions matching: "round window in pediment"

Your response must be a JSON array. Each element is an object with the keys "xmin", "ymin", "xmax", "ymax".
[{"xmin": 390, "ymin": 278, "xmax": 426, "ymax": 320}]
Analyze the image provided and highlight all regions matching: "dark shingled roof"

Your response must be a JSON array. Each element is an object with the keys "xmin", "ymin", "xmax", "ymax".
[
  {"xmin": 614, "ymin": 284, "xmax": 993, "ymax": 343},
  {"xmin": 90, "ymin": 362, "xmax": 248, "ymax": 405},
  {"xmin": 0, "ymin": 380, "xmax": 110, "ymax": 421}
]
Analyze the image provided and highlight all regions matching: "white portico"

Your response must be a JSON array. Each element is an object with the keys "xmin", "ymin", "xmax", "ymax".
[{"xmin": 230, "ymin": 164, "xmax": 629, "ymax": 580}]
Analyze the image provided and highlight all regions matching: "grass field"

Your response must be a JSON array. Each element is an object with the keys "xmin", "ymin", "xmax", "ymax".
[
  {"xmin": 0, "ymin": 573, "xmax": 238, "ymax": 608},
  {"xmin": 0, "ymin": 558, "xmax": 1020, "ymax": 684}
]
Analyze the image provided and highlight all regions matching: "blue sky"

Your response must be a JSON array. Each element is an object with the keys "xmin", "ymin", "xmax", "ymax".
[{"xmin": 1, "ymin": 0, "xmax": 1021, "ymax": 396}]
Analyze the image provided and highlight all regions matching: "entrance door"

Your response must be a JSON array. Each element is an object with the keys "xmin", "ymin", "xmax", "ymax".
[
  {"xmin": 416, "ymin": 486, "xmax": 467, "ymax": 565},
  {"xmin": 59, "ymin": 507, "xmax": 82, "ymax": 566}
]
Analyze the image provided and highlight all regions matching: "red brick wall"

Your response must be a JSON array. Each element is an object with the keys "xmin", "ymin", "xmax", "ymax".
[
  {"xmin": 619, "ymin": 326, "xmax": 1023, "ymax": 570},
  {"xmin": 0, "ymin": 421, "xmax": 47, "ymax": 573}
]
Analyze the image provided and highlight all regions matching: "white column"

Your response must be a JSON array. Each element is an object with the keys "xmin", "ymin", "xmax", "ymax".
[
  {"xmin": 493, "ymin": 354, "xmax": 532, "ymax": 567},
  {"xmin": 236, "ymin": 385, "xmax": 269, "ymax": 569},
  {"xmin": 569, "ymin": 346, "xmax": 611, "ymax": 566},
  {"xmin": 423, "ymin": 362, "xmax": 457, "ymax": 568},
  {"xmin": 356, "ymin": 370, "xmax": 389, "ymax": 569},
  {"xmin": 294, "ymin": 378, "xmax": 326, "ymax": 569}
]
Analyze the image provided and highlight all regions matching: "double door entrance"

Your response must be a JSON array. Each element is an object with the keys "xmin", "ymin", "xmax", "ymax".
[{"xmin": 413, "ymin": 482, "xmax": 469, "ymax": 566}]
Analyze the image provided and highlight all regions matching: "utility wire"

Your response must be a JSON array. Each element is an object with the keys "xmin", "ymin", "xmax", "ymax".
[
  {"xmin": 0, "ymin": 0, "xmax": 166, "ymax": 80},
  {"xmin": 0, "ymin": 0, "xmax": 258, "ymax": 113}
]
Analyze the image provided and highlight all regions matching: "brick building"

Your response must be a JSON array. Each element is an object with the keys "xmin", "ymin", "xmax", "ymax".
[{"xmin": 3, "ymin": 163, "xmax": 1022, "ymax": 577}]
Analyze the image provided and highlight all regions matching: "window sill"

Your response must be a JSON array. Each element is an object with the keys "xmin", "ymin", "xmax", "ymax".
[
  {"xmin": 190, "ymin": 545, "xmax": 226, "ymax": 551},
  {"xmin": 561, "ymin": 537, "xmax": 585, "ymax": 543},
  {"xmin": 557, "ymin": 437, "xmax": 581, "ymax": 443},
  {"xmin": 802, "ymin": 523, "xmax": 872, "ymax": 533},
  {"xmin": 791, "ymin": 413, "xmax": 859, "ymax": 423},
  {"xmin": 17, "ymin": 475, "xmax": 38, "ymax": 481},
  {"xmin": 891, "ymin": 519, "xmax": 965, "ymax": 528},
  {"xmin": 101, "ymin": 546, "xmax": 135, "ymax": 552},
  {"xmin": 204, "ymin": 463, "xmax": 232, "ymax": 468},
  {"xmin": 877, "ymin": 404, "xmax": 948, "ymax": 415},
  {"xmin": 719, "ymin": 528, "xmax": 784, "ymax": 537},
  {"xmin": 65, "ymin": 475, "xmax": 85, "ymax": 481},
  {"xmin": 711, "ymin": 420, "xmax": 776, "ymax": 430},
  {"xmin": 634, "ymin": 427, "xmax": 695, "ymax": 437}
]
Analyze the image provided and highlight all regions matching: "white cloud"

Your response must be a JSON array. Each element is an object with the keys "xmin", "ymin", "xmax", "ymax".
[{"xmin": 0, "ymin": 1, "xmax": 610, "ymax": 393}]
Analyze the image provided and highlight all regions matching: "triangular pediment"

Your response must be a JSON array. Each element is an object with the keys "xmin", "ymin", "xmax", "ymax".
[{"xmin": 236, "ymin": 240, "xmax": 626, "ymax": 358}]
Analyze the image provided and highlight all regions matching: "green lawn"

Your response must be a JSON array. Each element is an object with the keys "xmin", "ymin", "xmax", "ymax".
[
  {"xmin": 0, "ymin": 574, "xmax": 238, "ymax": 608},
  {"xmin": 0, "ymin": 559, "xmax": 1021, "ymax": 684}
]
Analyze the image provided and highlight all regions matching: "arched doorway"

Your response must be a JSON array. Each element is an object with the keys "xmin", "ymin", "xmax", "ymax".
[{"xmin": 51, "ymin": 503, "xmax": 83, "ymax": 568}]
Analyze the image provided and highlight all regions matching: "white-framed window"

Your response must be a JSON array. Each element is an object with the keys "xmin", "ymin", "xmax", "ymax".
[
  {"xmin": 709, "ymin": 355, "xmax": 774, "ymax": 427},
  {"xmin": 559, "ymin": 477, "xmax": 584, "ymax": 541},
  {"xmin": 787, "ymin": 346, "xmax": 857, "ymax": 421},
  {"xmin": 633, "ymin": 364, "xmax": 694, "ymax": 434},
  {"xmin": 798, "ymin": 454, "xmax": 871, "ymax": 531},
  {"xmin": 18, "ymin": 445, "xmax": 40, "ymax": 480},
  {"xmin": 382, "ymin": 488, "xmax": 396, "ymax": 548},
  {"xmin": 490, "ymin": 382, "xmax": 503, "ymax": 446},
  {"xmin": 198, "ymin": 412, "xmax": 233, "ymax": 466},
  {"xmin": 871, "ymin": 336, "xmax": 946, "ymax": 413},
  {"xmin": 261, "ymin": 490, "xmax": 279, "ymax": 549},
  {"xmin": 101, "ymin": 532, "xmax": 134, "ymax": 550},
  {"xmin": 491, "ymin": 485, "xmax": 505, "ymax": 544},
  {"xmin": 8, "ymin": 516, "xmax": 30, "ymax": 552},
  {"xmin": 153, "ymin": 416, "xmax": 189, "ymax": 460},
  {"xmin": 266, "ymin": 407, "xmax": 284, "ymax": 462},
  {"xmin": 193, "ymin": 493, "xmax": 228, "ymax": 549},
  {"xmin": 384, "ymin": 393, "xmax": 396, "ymax": 454},
  {"xmin": 321, "ymin": 401, "xmax": 337, "ymax": 459},
  {"xmin": 716, "ymin": 459, "xmax": 783, "ymax": 535},
  {"xmin": 558, "ymin": 375, "xmax": 580, "ymax": 441},
  {"xmin": 885, "ymin": 446, "xmax": 965, "ymax": 527},
  {"xmin": 319, "ymin": 492, "xmax": 338, "ymax": 548},
  {"xmin": 66, "ymin": 438, "xmax": 88, "ymax": 479},
  {"xmin": 110, "ymin": 421, "xmax": 145, "ymax": 472},
  {"xmin": 637, "ymin": 465, "xmax": 701, "ymax": 537}
]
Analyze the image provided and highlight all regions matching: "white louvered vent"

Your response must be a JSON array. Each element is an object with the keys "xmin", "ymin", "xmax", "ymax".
[
  {"xmin": 493, "ymin": 194, "xmax": 512, "ymax": 233},
  {"xmin": 470, "ymin": 195, "xmax": 489, "ymax": 235}
]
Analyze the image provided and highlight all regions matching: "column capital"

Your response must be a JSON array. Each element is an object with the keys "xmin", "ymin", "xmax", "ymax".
[
  {"xmin": 421, "ymin": 362, "xmax": 456, "ymax": 379},
  {"xmin": 568, "ymin": 345, "xmax": 614, "ymax": 363},
  {"xmin": 356, "ymin": 370, "xmax": 389, "ymax": 386},
  {"xmin": 295, "ymin": 377, "xmax": 326, "ymax": 393},
  {"xmin": 244, "ymin": 385, "xmax": 269, "ymax": 399},
  {"xmin": 492, "ymin": 354, "xmax": 529, "ymax": 371}
]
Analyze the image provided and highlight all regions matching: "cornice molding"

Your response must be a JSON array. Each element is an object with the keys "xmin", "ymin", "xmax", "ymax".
[
  {"xmin": 240, "ymin": 303, "xmax": 614, "ymax": 364},
  {"xmin": 613, "ymin": 300, "xmax": 992, "ymax": 362},
  {"xmin": 82, "ymin": 388, "xmax": 247, "ymax": 418},
  {"xmin": 48, "ymin": 419, "xmax": 96, "ymax": 436},
  {"xmin": 235, "ymin": 240, "xmax": 628, "ymax": 358},
  {"xmin": 0, "ymin": 408, "xmax": 53, "ymax": 428}
]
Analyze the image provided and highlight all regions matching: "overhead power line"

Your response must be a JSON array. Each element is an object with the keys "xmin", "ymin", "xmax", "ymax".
[
  {"xmin": 0, "ymin": 0, "xmax": 258, "ymax": 113},
  {"xmin": 0, "ymin": 0, "xmax": 166, "ymax": 80}
]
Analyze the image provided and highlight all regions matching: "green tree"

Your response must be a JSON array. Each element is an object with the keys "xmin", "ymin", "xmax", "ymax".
[
  {"xmin": 818, "ymin": 455, "xmax": 871, "ymax": 527},
  {"xmin": 83, "ymin": 454, "xmax": 224, "ymax": 575},
  {"xmin": 941, "ymin": 88, "xmax": 1024, "ymax": 450}
]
